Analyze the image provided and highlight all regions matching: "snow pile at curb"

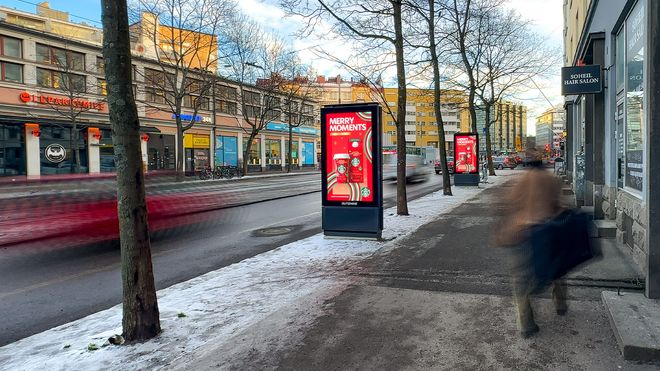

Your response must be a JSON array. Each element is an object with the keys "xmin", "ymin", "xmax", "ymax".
[{"xmin": 0, "ymin": 173, "xmax": 516, "ymax": 370}]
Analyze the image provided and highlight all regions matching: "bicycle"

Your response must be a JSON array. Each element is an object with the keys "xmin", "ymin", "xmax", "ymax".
[
  {"xmin": 212, "ymin": 165, "xmax": 238, "ymax": 179},
  {"xmin": 197, "ymin": 167, "xmax": 212, "ymax": 180}
]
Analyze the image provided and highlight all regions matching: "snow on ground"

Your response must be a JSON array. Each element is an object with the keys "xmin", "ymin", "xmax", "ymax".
[{"xmin": 0, "ymin": 172, "xmax": 518, "ymax": 371}]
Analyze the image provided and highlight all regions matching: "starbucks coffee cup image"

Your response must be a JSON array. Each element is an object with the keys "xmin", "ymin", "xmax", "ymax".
[{"xmin": 333, "ymin": 153, "xmax": 350, "ymax": 183}]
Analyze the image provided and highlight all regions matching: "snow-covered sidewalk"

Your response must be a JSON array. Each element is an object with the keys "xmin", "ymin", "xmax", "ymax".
[{"xmin": 0, "ymin": 173, "xmax": 517, "ymax": 371}]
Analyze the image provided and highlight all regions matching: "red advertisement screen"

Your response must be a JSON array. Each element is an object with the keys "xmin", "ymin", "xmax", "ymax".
[
  {"xmin": 325, "ymin": 111, "xmax": 374, "ymax": 203},
  {"xmin": 454, "ymin": 134, "xmax": 478, "ymax": 174}
]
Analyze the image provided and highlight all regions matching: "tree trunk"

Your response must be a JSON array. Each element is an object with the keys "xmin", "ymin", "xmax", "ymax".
[
  {"xmin": 101, "ymin": 0, "xmax": 160, "ymax": 342},
  {"xmin": 468, "ymin": 87, "xmax": 478, "ymax": 133},
  {"xmin": 175, "ymin": 112, "xmax": 185, "ymax": 181},
  {"xmin": 393, "ymin": 0, "xmax": 408, "ymax": 216},
  {"xmin": 428, "ymin": 0, "xmax": 452, "ymax": 196},
  {"xmin": 485, "ymin": 105, "xmax": 496, "ymax": 176},
  {"xmin": 72, "ymin": 122, "xmax": 81, "ymax": 173},
  {"xmin": 243, "ymin": 134, "xmax": 254, "ymax": 176},
  {"xmin": 287, "ymin": 126, "xmax": 293, "ymax": 173}
]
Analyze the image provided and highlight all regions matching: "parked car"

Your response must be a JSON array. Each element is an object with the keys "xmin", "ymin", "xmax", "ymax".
[
  {"xmin": 492, "ymin": 156, "xmax": 517, "ymax": 170},
  {"xmin": 434, "ymin": 156, "xmax": 455, "ymax": 174}
]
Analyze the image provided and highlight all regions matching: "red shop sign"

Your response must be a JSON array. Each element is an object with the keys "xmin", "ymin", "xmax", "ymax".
[{"xmin": 19, "ymin": 92, "xmax": 105, "ymax": 111}]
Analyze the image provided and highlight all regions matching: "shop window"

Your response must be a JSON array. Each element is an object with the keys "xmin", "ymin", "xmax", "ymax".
[
  {"xmin": 1, "ymin": 62, "xmax": 22, "ymax": 83},
  {"xmin": 0, "ymin": 36, "xmax": 21, "ymax": 58},
  {"xmin": 624, "ymin": 0, "xmax": 645, "ymax": 193},
  {"xmin": 0, "ymin": 124, "xmax": 25, "ymax": 176},
  {"xmin": 243, "ymin": 138, "xmax": 261, "ymax": 165},
  {"xmin": 265, "ymin": 139, "xmax": 281, "ymax": 165},
  {"xmin": 99, "ymin": 128, "xmax": 115, "ymax": 172},
  {"xmin": 215, "ymin": 136, "xmax": 238, "ymax": 166},
  {"xmin": 615, "ymin": 30, "xmax": 625, "ymax": 93},
  {"xmin": 147, "ymin": 134, "xmax": 176, "ymax": 171},
  {"xmin": 39, "ymin": 126, "xmax": 88, "ymax": 174},
  {"xmin": 284, "ymin": 140, "xmax": 299, "ymax": 165}
]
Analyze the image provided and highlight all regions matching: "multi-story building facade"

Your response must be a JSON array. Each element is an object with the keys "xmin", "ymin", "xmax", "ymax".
[
  {"xmin": 475, "ymin": 101, "xmax": 528, "ymax": 155},
  {"xmin": 535, "ymin": 105, "xmax": 566, "ymax": 154},
  {"xmin": 563, "ymin": 0, "xmax": 593, "ymax": 67},
  {"xmin": 563, "ymin": 0, "xmax": 652, "ymax": 276},
  {"xmin": 0, "ymin": 3, "xmax": 318, "ymax": 178},
  {"xmin": 380, "ymin": 88, "xmax": 468, "ymax": 152}
]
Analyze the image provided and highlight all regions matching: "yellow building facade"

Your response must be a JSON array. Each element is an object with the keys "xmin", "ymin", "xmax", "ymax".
[
  {"xmin": 563, "ymin": 0, "xmax": 592, "ymax": 66},
  {"xmin": 380, "ymin": 88, "xmax": 469, "ymax": 150}
]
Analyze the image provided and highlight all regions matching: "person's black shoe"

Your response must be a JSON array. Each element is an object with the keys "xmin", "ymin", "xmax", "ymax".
[
  {"xmin": 520, "ymin": 325, "xmax": 540, "ymax": 339},
  {"xmin": 556, "ymin": 308, "xmax": 567, "ymax": 316}
]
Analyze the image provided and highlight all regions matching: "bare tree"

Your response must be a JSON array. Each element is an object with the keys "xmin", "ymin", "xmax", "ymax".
[
  {"xmin": 130, "ymin": 0, "xmax": 234, "ymax": 179},
  {"xmin": 281, "ymin": 0, "xmax": 412, "ymax": 215},
  {"xmin": 440, "ymin": 0, "xmax": 502, "ymax": 133},
  {"xmin": 473, "ymin": 8, "xmax": 557, "ymax": 175},
  {"xmin": 220, "ymin": 15, "xmax": 301, "ymax": 176},
  {"xmin": 101, "ymin": 0, "xmax": 160, "ymax": 342},
  {"xmin": 37, "ymin": 42, "xmax": 104, "ymax": 173},
  {"xmin": 407, "ymin": 0, "xmax": 453, "ymax": 195},
  {"xmin": 279, "ymin": 71, "xmax": 318, "ymax": 173}
]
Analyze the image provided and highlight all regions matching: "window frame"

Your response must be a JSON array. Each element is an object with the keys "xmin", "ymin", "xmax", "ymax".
[
  {"xmin": 1, "ymin": 61, "xmax": 22, "ymax": 83},
  {"xmin": 0, "ymin": 35, "xmax": 22, "ymax": 58},
  {"xmin": 36, "ymin": 67, "xmax": 86, "ymax": 92},
  {"xmin": 36, "ymin": 43, "xmax": 86, "ymax": 71}
]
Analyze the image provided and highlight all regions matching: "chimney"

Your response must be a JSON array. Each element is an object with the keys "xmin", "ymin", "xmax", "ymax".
[{"xmin": 37, "ymin": 2, "xmax": 69, "ymax": 22}]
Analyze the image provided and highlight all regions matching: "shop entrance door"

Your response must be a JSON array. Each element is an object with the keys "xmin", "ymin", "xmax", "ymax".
[
  {"xmin": 0, "ymin": 124, "xmax": 25, "ymax": 176},
  {"xmin": 147, "ymin": 134, "xmax": 175, "ymax": 171}
]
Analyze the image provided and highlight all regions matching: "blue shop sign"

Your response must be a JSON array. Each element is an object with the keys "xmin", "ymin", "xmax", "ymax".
[
  {"xmin": 266, "ymin": 122, "xmax": 319, "ymax": 136},
  {"xmin": 172, "ymin": 113, "xmax": 211, "ymax": 123}
]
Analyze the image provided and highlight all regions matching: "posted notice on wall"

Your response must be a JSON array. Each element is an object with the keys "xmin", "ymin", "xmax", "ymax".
[{"xmin": 325, "ymin": 111, "xmax": 374, "ymax": 203}]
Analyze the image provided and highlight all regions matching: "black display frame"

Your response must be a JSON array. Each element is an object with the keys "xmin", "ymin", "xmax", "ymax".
[{"xmin": 320, "ymin": 103, "xmax": 383, "ymax": 208}]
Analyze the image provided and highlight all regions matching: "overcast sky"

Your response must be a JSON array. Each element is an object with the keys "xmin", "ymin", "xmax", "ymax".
[{"xmin": 2, "ymin": 0, "xmax": 564, "ymax": 135}]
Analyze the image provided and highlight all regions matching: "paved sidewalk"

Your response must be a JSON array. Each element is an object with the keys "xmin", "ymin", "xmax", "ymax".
[{"xmin": 187, "ymin": 172, "xmax": 652, "ymax": 370}]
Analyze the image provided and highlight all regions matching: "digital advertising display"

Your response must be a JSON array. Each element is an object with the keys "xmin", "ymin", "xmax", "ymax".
[
  {"xmin": 324, "ymin": 110, "xmax": 375, "ymax": 203},
  {"xmin": 454, "ymin": 133, "xmax": 479, "ymax": 174},
  {"xmin": 321, "ymin": 103, "xmax": 383, "ymax": 239}
]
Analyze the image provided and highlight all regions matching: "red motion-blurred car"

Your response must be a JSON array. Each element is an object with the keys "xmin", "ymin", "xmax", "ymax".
[{"xmin": 434, "ymin": 157, "xmax": 455, "ymax": 174}]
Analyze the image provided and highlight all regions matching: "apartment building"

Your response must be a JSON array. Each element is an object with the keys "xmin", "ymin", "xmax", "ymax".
[
  {"xmin": 380, "ymin": 88, "xmax": 469, "ymax": 152},
  {"xmin": 0, "ymin": 3, "xmax": 318, "ymax": 178},
  {"xmin": 475, "ymin": 101, "xmax": 528, "ymax": 155},
  {"xmin": 535, "ymin": 105, "xmax": 566, "ymax": 155}
]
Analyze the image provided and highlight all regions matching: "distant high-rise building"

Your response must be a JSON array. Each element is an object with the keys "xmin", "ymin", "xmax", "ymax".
[
  {"xmin": 475, "ymin": 101, "xmax": 528, "ymax": 154},
  {"xmin": 535, "ymin": 105, "xmax": 566, "ymax": 154}
]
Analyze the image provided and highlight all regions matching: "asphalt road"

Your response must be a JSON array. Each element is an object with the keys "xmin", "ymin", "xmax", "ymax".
[{"xmin": 0, "ymin": 173, "xmax": 444, "ymax": 346}]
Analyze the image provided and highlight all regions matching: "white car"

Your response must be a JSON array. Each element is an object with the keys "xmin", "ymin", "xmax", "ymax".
[{"xmin": 383, "ymin": 153, "xmax": 433, "ymax": 182}]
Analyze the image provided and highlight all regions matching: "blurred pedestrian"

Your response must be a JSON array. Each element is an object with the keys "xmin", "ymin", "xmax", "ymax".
[{"xmin": 496, "ymin": 147, "xmax": 566, "ymax": 338}]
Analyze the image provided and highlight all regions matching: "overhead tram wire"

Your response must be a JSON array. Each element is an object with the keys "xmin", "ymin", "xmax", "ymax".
[{"xmin": 10, "ymin": 0, "xmax": 103, "ymax": 26}]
